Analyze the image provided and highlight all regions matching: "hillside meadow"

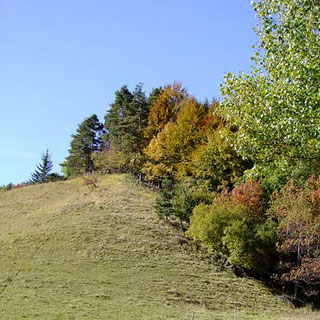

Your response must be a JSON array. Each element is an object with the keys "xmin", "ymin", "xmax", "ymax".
[{"xmin": 0, "ymin": 174, "xmax": 318, "ymax": 319}]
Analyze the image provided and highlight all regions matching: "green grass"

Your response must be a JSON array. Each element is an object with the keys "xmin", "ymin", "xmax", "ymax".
[{"xmin": 0, "ymin": 174, "xmax": 318, "ymax": 320}]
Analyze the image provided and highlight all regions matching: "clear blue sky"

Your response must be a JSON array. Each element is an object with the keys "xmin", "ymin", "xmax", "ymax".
[{"xmin": 0, "ymin": 0, "xmax": 257, "ymax": 185}]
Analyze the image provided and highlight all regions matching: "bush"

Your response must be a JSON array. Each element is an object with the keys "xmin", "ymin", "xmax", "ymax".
[
  {"xmin": 5, "ymin": 183, "xmax": 13, "ymax": 191},
  {"xmin": 269, "ymin": 176, "xmax": 320, "ymax": 292},
  {"xmin": 188, "ymin": 129, "xmax": 251, "ymax": 192},
  {"xmin": 244, "ymin": 158, "xmax": 320, "ymax": 203},
  {"xmin": 230, "ymin": 179, "xmax": 264, "ymax": 215},
  {"xmin": 82, "ymin": 175, "xmax": 98, "ymax": 187},
  {"xmin": 127, "ymin": 153, "xmax": 147, "ymax": 177},
  {"xmin": 47, "ymin": 173, "xmax": 65, "ymax": 182},
  {"xmin": 155, "ymin": 177, "xmax": 214, "ymax": 229},
  {"xmin": 91, "ymin": 148, "xmax": 126, "ymax": 174},
  {"xmin": 188, "ymin": 180, "xmax": 276, "ymax": 273},
  {"xmin": 12, "ymin": 184, "xmax": 23, "ymax": 189}
]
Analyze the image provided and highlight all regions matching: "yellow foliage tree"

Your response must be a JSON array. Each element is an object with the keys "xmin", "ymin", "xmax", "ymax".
[
  {"xmin": 144, "ymin": 82, "xmax": 188, "ymax": 142},
  {"xmin": 144, "ymin": 98, "xmax": 207, "ymax": 180}
]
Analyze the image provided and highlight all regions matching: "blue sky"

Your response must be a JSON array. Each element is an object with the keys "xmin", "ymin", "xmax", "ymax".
[{"xmin": 0, "ymin": 0, "xmax": 257, "ymax": 185}]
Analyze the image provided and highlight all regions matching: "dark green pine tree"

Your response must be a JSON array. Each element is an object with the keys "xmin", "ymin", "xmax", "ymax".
[
  {"xmin": 64, "ymin": 114, "xmax": 104, "ymax": 175},
  {"xmin": 155, "ymin": 178, "xmax": 175, "ymax": 219},
  {"xmin": 104, "ymin": 86, "xmax": 133, "ymax": 150},
  {"xmin": 104, "ymin": 83, "xmax": 160, "ymax": 153},
  {"xmin": 31, "ymin": 149, "xmax": 53, "ymax": 183},
  {"xmin": 146, "ymin": 87, "xmax": 162, "ymax": 107},
  {"xmin": 121, "ymin": 83, "xmax": 149, "ymax": 153}
]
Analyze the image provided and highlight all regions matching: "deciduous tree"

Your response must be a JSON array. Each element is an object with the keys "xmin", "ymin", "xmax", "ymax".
[
  {"xmin": 269, "ymin": 176, "xmax": 320, "ymax": 293},
  {"xmin": 219, "ymin": 0, "xmax": 320, "ymax": 174},
  {"xmin": 144, "ymin": 98, "xmax": 206, "ymax": 179},
  {"xmin": 144, "ymin": 83, "xmax": 188, "ymax": 141}
]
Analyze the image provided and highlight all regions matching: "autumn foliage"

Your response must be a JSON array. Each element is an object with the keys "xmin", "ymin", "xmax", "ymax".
[
  {"xmin": 188, "ymin": 180, "xmax": 276, "ymax": 273},
  {"xmin": 89, "ymin": 80, "xmax": 320, "ymax": 302},
  {"xmin": 144, "ymin": 83, "xmax": 188, "ymax": 141},
  {"xmin": 269, "ymin": 176, "xmax": 320, "ymax": 290}
]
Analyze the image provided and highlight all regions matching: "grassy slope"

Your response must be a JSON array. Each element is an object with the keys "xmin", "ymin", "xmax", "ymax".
[{"xmin": 0, "ymin": 174, "xmax": 318, "ymax": 320}]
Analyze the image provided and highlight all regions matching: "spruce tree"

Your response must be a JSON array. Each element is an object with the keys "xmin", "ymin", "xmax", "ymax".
[
  {"xmin": 121, "ymin": 83, "xmax": 149, "ymax": 153},
  {"xmin": 64, "ymin": 114, "xmax": 104, "ymax": 175},
  {"xmin": 104, "ymin": 84, "xmax": 156, "ymax": 154},
  {"xmin": 155, "ymin": 178, "xmax": 174, "ymax": 219},
  {"xmin": 31, "ymin": 149, "xmax": 53, "ymax": 183},
  {"xmin": 104, "ymin": 86, "xmax": 133, "ymax": 150}
]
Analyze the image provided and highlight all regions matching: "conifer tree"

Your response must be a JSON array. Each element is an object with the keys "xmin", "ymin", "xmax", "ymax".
[
  {"xmin": 104, "ymin": 84, "xmax": 153, "ymax": 153},
  {"xmin": 64, "ymin": 114, "xmax": 104, "ymax": 175},
  {"xmin": 121, "ymin": 83, "xmax": 148, "ymax": 153},
  {"xmin": 30, "ymin": 149, "xmax": 53, "ymax": 183},
  {"xmin": 155, "ymin": 178, "xmax": 174, "ymax": 219},
  {"xmin": 104, "ymin": 86, "xmax": 133, "ymax": 149}
]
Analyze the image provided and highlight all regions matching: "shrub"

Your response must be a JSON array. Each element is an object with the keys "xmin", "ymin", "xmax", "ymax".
[
  {"xmin": 12, "ymin": 184, "xmax": 23, "ymax": 189},
  {"xmin": 47, "ymin": 173, "xmax": 65, "ymax": 182},
  {"xmin": 231, "ymin": 179, "xmax": 264, "ymax": 215},
  {"xmin": 155, "ymin": 177, "xmax": 214, "ymax": 229},
  {"xmin": 91, "ymin": 148, "xmax": 125, "ymax": 174},
  {"xmin": 5, "ymin": 183, "xmax": 13, "ymax": 191},
  {"xmin": 188, "ymin": 180, "xmax": 276, "ymax": 273},
  {"xmin": 188, "ymin": 130, "xmax": 251, "ymax": 192},
  {"xmin": 82, "ymin": 175, "xmax": 98, "ymax": 187},
  {"xmin": 269, "ymin": 176, "xmax": 320, "ymax": 290},
  {"xmin": 127, "ymin": 153, "xmax": 147, "ymax": 177},
  {"xmin": 245, "ymin": 159, "xmax": 320, "ymax": 203}
]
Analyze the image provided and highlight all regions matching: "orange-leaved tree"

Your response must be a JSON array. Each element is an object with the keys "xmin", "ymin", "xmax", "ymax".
[{"xmin": 143, "ymin": 82, "xmax": 188, "ymax": 142}]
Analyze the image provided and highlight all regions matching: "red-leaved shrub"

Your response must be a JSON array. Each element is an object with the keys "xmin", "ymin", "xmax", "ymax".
[
  {"xmin": 270, "ymin": 176, "xmax": 320, "ymax": 287},
  {"xmin": 215, "ymin": 179, "xmax": 264, "ymax": 217}
]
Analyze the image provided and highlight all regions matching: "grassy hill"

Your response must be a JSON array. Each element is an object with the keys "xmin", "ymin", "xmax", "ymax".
[{"xmin": 0, "ymin": 174, "xmax": 318, "ymax": 320}]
